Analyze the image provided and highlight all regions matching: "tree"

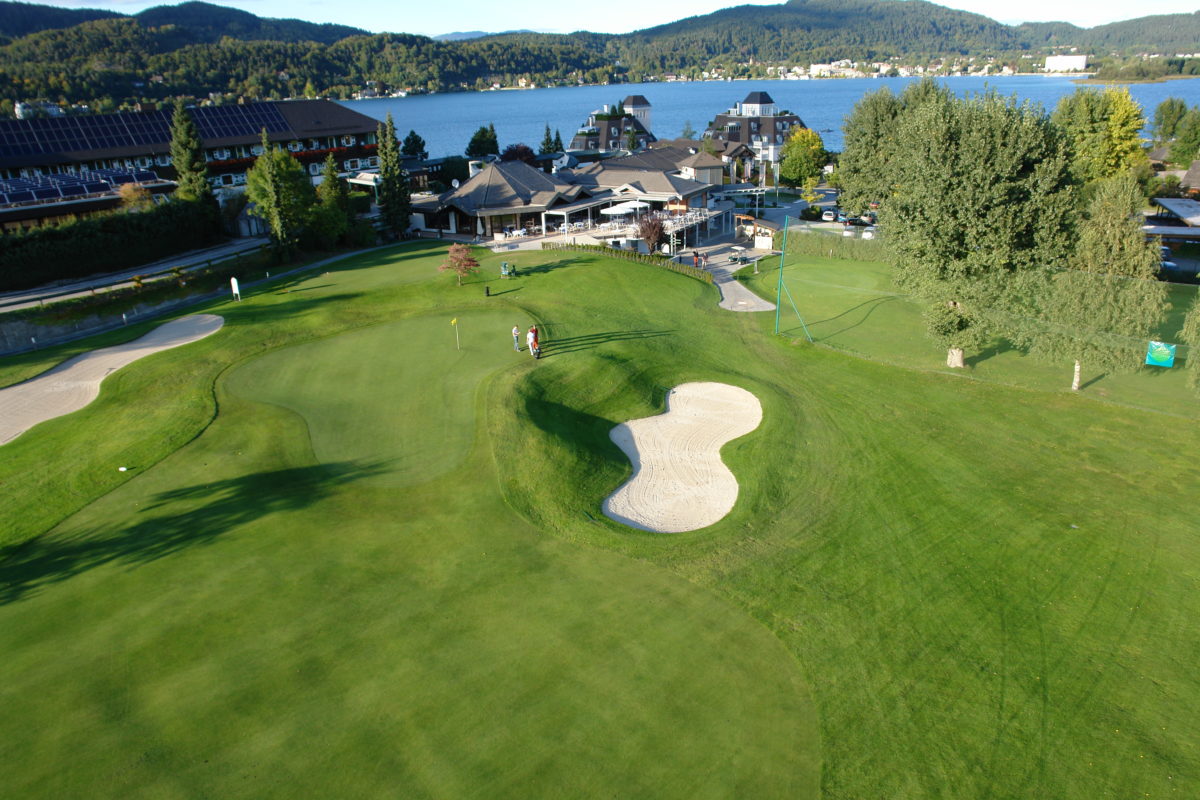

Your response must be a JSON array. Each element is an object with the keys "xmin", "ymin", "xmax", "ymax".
[
  {"xmin": 681, "ymin": 120, "xmax": 697, "ymax": 139},
  {"xmin": 245, "ymin": 129, "xmax": 313, "ymax": 258},
  {"xmin": 837, "ymin": 87, "xmax": 903, "ymax": 215},
  {"xmin": 778, "ymin": 127, "xmax": 826, "ymax": 186},
  {"xmin": 1181, "ymin": 294, "xmax": 1200, "ymax": 395},
  {"xmin": 540, "ymin": 123, "xmax": 555, "ymax": 153},
  {"xmin": 625, "ymin": 126, "xmax": 639, "ymax": 151},
  {"xmin": 1026, "ymin": 172, "xmax": 1167, "ymax": 390},
  {"xmin": 377, "ymin": 112, "xmax": 411, "ymax": 238},
  {"xmin": 1169, "ymin": 109, "xmax": 1200, "ymax": 166},
  {"xmin": 500, "ymin": 143, "xmax": 537, "ymax": 164},
  {"xmin": 316, "ymin": 153, "xmax": 349, "ymax": 215},
  {"xmin": 401, "ymin": 129, "xmax": 427, "ymax": 160},
  {"xmin": 118, "ymin": 181, "xmax": 152, "ymax": 210},
  {"xmin": 465, "ymin": 123, "xmax": 499, "ymax": 158},
  {"xmin": 1152, "ymin": 97, "xmax": 1189, "ymax": 144},
  {"xmin": 1052, "ymin": 88, "xmax": 1147, "ymax": 185},
  {"xmin": 886, "ymin": 92, "xmax": 1075, "ymax": 368},
  {"xmin": 637, "ymin": 215, "xmax": 666, "ymax": 252},
  {"xmin": 168, "ymin": 101, "xmax": 216, "ymax": 211},
  {"xmin": 439, "ymin": 243, "xmax": 480, "ymax": 286},
  {"xmin": 305, "ymin": 153, "xmax": 351, "ymax": 248},
  {"xmin": 552, "ymin": 129, "xmax": 564, "ymax": 152},
  {"xmin": 800, "ymin": 175, "xmax": 821, "ymax": 205}
]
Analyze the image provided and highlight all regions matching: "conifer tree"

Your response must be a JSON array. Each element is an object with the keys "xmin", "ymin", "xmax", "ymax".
[
  {"xmin": 169, "ymin": 101, "xmax": 216, "ymax": 211},
  {"xmin": 552, "ymin": 129, "xmax": 564, "ymax": 152},
  {"xmin": 540, "ymin": 123, "xmax": 555, "ymax": 153},
  {"xmin": 401, "ymin": 129, "xmax": 427, "ymax": 160},
  {"xmin": 377, "ymin": 113, "xmax": 411, "ymax": 238}
]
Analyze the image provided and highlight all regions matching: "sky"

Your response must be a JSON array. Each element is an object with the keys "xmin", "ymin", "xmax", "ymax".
[{"xmin": 27, "ymin": 0, "xmax": 1200, "ymax": 35}]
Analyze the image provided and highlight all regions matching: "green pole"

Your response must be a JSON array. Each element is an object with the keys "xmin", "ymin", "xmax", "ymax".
[{"xmin": 774, "ymin": 216, "xmax": 789, "ymax": 335}]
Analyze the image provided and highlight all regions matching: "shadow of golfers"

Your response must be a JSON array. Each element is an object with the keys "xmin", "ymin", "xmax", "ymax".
[{"xmin": 540, "ymin": 329, "xmax": 675, "ymax": 358}]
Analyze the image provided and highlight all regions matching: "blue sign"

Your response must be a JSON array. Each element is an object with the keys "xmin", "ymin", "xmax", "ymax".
[{"xmin": 1145, "ymin": 341, "xmax": 1176, "ymax": 368}]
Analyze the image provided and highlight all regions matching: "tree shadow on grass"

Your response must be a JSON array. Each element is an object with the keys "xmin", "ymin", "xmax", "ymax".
[
  {"xmin": 0, "ymin": 459, "xmax": 388, "ymax": 606},
  {"xmin": 541, "ymin": 329, "xmax": 674, "ymax": 358},
  {"xmin": 807, "ymin": 296, "xmax": 898, "ymax": 340},
  {"xmin": 965, "ymin": 340, "xmax": 1019, "ymax": 368},
  {"xmin": 514, "ymin": 259, "xmax": 577, "ymax": 277}
]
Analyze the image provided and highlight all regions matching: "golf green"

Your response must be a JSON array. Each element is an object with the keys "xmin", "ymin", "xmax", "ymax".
[{"xmin": 1, "ymin": 241, "xmax": 1197, "ymax": 799}]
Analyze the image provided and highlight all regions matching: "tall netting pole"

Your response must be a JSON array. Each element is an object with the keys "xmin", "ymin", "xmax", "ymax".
[{"xmin": 774, "ymin": 216, "xmax": 789, "ymax": 335}]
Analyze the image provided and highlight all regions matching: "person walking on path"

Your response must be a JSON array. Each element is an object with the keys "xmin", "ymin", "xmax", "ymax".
[
  {"xmin": 692, "ymin": 250, "xmax": 700, "ymax": 268},
  {"xmin": 701, "ymin": 252, "xmax": 709, "ymax": 269},
  {"xmin": 512, "ymin": 324, "xmax": 521, "ymax": 351}
]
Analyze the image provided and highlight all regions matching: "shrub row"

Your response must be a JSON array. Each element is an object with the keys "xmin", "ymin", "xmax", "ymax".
[
  {"xmin": 775, "ymin": 226, "xmax": 891, "ymax": 262},
  {"xmin": 0, "ymin": 199, "xmax": 221, "ymax": 292},
  {"xmin": 541, "ymin": 242, "xmax": 714, "ymax": 284}
]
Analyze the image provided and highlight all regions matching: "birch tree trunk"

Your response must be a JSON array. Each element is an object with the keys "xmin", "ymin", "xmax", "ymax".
[
  {"xmin": 946, "ymin": 348, "xmax": 965, "ymax": 368},
  {"xmin": 1071, "ymin": 359, "xmax": 1082, "ymax": 391}
]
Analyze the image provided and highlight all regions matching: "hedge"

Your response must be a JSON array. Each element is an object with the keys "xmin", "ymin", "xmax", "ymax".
[
  {"xmin": 0, "ymin": 199, "xmax": 221, "ymax": 292},
  {"xmin": 541, "ymin": 241, "xmax": 714, "ymax": 284},
  {"xmin": 774, "ymin": 226, "xmax": 891, "ymax": 263}
]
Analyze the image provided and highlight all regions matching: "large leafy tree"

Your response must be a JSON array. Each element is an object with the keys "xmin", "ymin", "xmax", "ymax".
[
  {"xmin": 377, "ymin": 112, "xmax": 411, "ymax": 238},
  {"xmin": 1169, "ymin": 108, "xmax": 1200, "ymax": 166},
  {"xmin": 837, "ymin": 79, "xmax": 952, "ymax": 216},
  {"xmin": 885, "ymin": 92, "xmax": 1075, "ymax": 368},
  {"xmin": 1052, "ymin": 87, "xmax": 1148, "ymax": 185},
  {"xmin": 1026, "ymin": 172, "xmax": 1167, "ymax": 390},
  {"xmin": 166, "ymin": 101, "xmax": 218, "ymax": 227},
  {"xmin": 1181, "ymin": 295, "xmax": 1200, "ymax": 395},
  {"xmin": 778, "ymin": 127, "xmax": 826, "ymax": 186},
  {"xmin": 245, "ymin": 129, "xmax": 313, "ymax": 257},
  {"xmin": 465, "ymin": 123, "xmax": 499, "ymax": 158},
  {"xmin": 401, "ymin": 129, "xmax": 427, "ymax": 160},
  {"xmin": 1152, "ymin": 97, "xmax": 1189, "ymax": 144}
]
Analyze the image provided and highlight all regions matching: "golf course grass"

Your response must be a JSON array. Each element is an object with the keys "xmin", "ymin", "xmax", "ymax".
[{"xmin": 1, "ymin": 241, "xmax": 1197, "ymax": 798}]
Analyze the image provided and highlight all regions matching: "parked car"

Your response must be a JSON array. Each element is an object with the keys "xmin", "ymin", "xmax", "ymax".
[
  {"xmin": 821, "ymin": 209, "xmax": 837, "ymax": 222},
  {"xmin": 862, "ymin": 227, "xmax": 878, "ymax": 240},
  {"xmin": 842, "ymin": 226, "xmax": 857, "ymax": 237}
]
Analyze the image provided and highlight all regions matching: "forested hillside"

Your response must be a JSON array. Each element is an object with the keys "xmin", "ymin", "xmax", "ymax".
[{"xmin": 1, "ymin": 0, "xmax": 1197, "ymax": 113}]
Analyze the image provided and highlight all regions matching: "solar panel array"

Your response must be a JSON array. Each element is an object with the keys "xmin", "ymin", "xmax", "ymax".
[
  {"xmin": 0, "ymin": 104, "xmax": 292, "ymax": 162},
  {"xmin": 0, "ymin": 168, "xmax": 161, "ymax": 207}
]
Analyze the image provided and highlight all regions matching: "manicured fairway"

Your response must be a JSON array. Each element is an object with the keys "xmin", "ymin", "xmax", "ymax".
[{"xmin": 1, "ymin": 241, "xmax": 1198, "ymax": 799}]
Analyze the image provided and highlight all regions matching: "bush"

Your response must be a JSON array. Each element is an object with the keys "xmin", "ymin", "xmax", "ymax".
[
  {"xmin": 776, "ymin": 227, "xmax": 890, "ymax": 262},
  {"xmin": 0, "ymin": 199, "xmax": 221, "ymax": 291},
  {"xmin": 347, "ymin": 191, "xmax": 373, "ymax": 215},
  {"xmin": 541, "ymin": 242, "xmax": 713, "ymax": 284}
]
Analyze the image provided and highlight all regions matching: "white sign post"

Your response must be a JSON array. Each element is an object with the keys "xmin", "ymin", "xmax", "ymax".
[{"xmin": 230, "ymin": 277, "xmax": 241, "ymax": 301}]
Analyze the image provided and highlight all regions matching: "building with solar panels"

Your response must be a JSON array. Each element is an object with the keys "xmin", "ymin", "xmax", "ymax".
[{"xmin": 0, "ymin": 99, "xmax": 382, "ymax": 230}]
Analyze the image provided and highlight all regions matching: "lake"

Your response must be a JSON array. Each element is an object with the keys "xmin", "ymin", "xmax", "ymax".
[{"xmin": 343, "ymin": 76, "xmax": 1200, "ymax": 159}]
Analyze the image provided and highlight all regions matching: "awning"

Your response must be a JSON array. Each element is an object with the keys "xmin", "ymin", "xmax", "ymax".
[{"xmin": 600, "ymin": 200, "xmax": 651, "ymax": 215}]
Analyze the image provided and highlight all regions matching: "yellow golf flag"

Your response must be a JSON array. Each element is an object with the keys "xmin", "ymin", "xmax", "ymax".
[{"xmin": 451, "ymin": 318, "xmax": 458, "ymax": 325}]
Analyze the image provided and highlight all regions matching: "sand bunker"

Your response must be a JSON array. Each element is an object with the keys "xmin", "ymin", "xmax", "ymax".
[
  {"xmin": 0, "ymin": 314, "xmax": 223, "ymax": 446},
  {"xmin": 603, "ymin": 382, "xmax": 762, "ymax": 533}
]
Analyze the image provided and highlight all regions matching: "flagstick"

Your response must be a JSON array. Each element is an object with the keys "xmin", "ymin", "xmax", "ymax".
[{"xmin": 455, "ymin": 322, "xmax": 461, "ymax": 350}]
